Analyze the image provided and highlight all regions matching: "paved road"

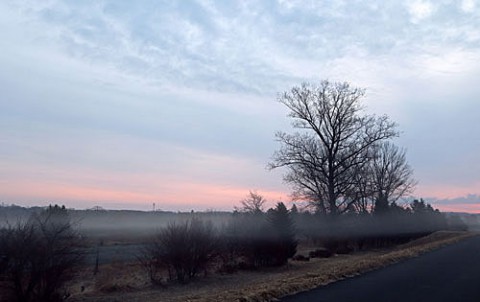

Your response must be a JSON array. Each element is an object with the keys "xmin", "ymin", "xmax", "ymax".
[{"xmin": 281, "ymin": 235, "xmax": 480, "ymax": 302}]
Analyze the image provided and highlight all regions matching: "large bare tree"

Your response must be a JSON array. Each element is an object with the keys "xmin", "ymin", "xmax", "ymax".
[{"xmin": 268, "ymin": 81, "xmax": 398, "ymax": 215}]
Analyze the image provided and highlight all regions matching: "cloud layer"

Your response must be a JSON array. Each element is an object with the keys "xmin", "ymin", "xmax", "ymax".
[{"xmin": 0, "ymin": 0, "xmax": 479, "ymax": 211}]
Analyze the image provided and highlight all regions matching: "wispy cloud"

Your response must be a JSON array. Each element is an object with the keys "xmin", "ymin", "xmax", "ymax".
[
  {"xmin": 461, "ymin": 0, "xmax": 476, "ymax": 13},
  {"xmin": 406, "ymin": 0, "xmax": 435, "ymax": 23},
  {"xmin": 1, "ymin": 0, "xmax": 479, "ymax": 210}
]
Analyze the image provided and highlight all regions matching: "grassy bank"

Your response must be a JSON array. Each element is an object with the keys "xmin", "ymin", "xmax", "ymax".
[{"xmin": 70, "ymin": 231, "xmax": 474, "ymax": 302}]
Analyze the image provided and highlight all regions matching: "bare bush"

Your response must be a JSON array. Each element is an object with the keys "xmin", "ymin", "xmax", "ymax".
[
  {"xmin": 140, "ymin": 218, "xmax": 218, "ymax": 284},
  {"xmin": 0, "ymin": 205, "xmax": 84, "ymax": 302}
]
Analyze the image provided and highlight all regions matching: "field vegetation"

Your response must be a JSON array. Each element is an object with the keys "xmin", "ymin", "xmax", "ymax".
[{"xmin": 0, "ymin": 200, "xmax": 473, "ymax": 302}]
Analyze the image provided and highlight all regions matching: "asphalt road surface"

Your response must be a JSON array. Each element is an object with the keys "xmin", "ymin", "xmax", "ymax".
[{"xmin": 281, "ymin": 235, "xmax": 480, "ymax": 302}]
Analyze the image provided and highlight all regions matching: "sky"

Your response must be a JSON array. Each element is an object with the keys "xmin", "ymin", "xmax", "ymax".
[{"xmin": 0, "ymin": 0, "xmax": 479, "ymax": 212}]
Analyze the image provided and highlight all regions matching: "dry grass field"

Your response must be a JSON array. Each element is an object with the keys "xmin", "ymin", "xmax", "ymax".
[{"xmin": 68, "ymin": 231, "xmax": 475, "ymax": 302}]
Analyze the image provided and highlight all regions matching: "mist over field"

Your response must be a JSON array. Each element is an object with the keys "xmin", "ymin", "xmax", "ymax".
[
  {"xmin": 0, "ymin": 200, "xmax": 477, "ymax": 301},
  {"xmin": 1, "ymin": 204, "xmax": 476, "ymax": 242}
]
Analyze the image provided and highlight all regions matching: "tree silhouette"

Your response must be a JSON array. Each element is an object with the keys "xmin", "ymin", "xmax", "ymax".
[
  {"xmin": 236, "ymin": 191, "xmax": 267, "ymax": 214},
  {"xmin": 0, "ymin": 204, "xmax": 84, "ymax": 302},
  {"xmin": 267, "ymin": 202, "xmax": 297, "ymax": 265},
  {"xmin": 269, "ymin": 81, "xmax": 397, "ymax": 215}
]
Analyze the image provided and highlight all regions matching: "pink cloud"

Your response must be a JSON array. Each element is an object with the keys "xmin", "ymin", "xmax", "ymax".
[
  {"xmin": 0, "ymin": 178, "xmax": 289, "ymax": 211},
  {"xmin": 433, "ymin": 203, "xmax": 480, "ymax": 214},
  {"xmin": 2, "ymin": 162, "xmax": 477, "ymax": 213},
  {"xmin": 416, "ymin": 183, "xmax": 480, "ymax": 199}
]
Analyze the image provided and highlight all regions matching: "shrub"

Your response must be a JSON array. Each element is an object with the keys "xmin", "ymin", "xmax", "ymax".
[
  {"xmin": 220, "ymin": 203, "xmax": 297, "ymax": 269},
  {"xmin": 140, "ymin": 218, "xmax": 218, "ymax": 284},
  {"xmin": 0, "ymin": 205, "xmax": 84, "ymax": 302}
]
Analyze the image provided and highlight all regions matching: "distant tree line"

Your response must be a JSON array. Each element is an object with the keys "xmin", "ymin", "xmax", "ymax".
[{"xmin": 294, "ymin": 198, "xmax": 457, "ymax": 253}]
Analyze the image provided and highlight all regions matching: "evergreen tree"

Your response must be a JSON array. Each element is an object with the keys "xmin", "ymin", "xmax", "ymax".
[{"xmin": 268, "ymin": 202, "xmax": 297, "ymax": 265}]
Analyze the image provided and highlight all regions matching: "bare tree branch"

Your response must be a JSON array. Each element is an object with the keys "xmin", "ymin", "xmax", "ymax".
[{"xmin": 269, "ymin": 80, "xmax": 398, "ymax": 215}]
